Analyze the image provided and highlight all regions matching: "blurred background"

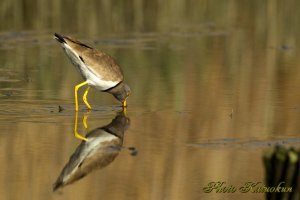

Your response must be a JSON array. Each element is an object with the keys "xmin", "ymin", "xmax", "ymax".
[{"xmin": 0, "ymin": 0, "xmax": 300, "ymax": 200}]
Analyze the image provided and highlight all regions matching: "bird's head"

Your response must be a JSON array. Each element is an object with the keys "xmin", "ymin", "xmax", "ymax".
[{"xmin": 107, "ymin": 82, "xmax": 131, "ymax": 106}]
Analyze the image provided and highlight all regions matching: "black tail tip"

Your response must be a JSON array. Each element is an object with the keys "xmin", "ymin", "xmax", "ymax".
[
  {"xmin": 52, "ymin": 181, "xmax": 63, "ymax": 192},
  {"xmin": 54, "ymin": 33, "xmax": 66, "ymax": 43}
]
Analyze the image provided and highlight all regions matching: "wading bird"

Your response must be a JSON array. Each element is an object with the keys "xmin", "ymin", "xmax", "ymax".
[{"xmin": 54, "ymin": 33, "xmax": 131, "ymax": 111}]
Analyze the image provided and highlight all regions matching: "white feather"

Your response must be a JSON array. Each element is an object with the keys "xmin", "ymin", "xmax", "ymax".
[{"xmin": 85, "ymin": 132, "xmax": 118, "ymax": 152}]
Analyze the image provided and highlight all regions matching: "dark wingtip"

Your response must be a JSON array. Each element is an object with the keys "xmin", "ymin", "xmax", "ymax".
[{"xmin": 54, "ymin": 33, "xmax": 66, "ymax": 43}]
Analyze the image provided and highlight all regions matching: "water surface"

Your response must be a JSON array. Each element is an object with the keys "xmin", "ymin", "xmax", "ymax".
[{"xmin": 0, "ymin": 1, "xmax": 300, "ymax": 200}]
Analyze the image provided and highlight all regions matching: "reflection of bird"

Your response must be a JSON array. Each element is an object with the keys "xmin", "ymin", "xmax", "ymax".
[
  {"xmin": 54, "ymin": 33, "xmax": 131, "ymax": 111},
  {"xmin": 53, "ymin": 111, "xmax": 131, "ymax": 191}
]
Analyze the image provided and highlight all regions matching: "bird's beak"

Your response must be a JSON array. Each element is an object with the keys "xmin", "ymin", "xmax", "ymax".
[{"xmin": 122, "ymin": 100, "xmax": 128, "ymax": 116}]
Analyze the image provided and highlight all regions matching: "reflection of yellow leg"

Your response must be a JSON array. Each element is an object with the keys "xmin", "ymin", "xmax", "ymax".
[
  {"xmin": 83, "ymin": 111, "xmax": 90, "ymax": 131},
  {"xmin": 83, "ymin": 86, "xmax": 91, "ymax": 110},
  {"xmin": 122, "ymin": 105, "xmax": 127, "ymax": 117},
  {"xmin": 74, "ymin": 81, "xmax": 88, "ymax": 111},
  {"xmin": 74, "ymin": 111, "xmax": 87, "ymax": 141}
]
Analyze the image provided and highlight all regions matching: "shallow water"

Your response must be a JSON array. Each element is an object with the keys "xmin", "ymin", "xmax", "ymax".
[{"xmin": 0, "ymin": 1, "xmax": 300, "ymax": 200}]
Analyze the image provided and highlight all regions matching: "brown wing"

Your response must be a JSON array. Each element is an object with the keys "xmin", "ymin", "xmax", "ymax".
[{"xmin": 64, "ymin": 37, "xmax": 124, "ymax": 82}]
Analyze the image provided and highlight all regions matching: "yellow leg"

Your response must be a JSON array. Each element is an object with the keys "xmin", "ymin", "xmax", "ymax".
[
  {"xmin": 74, "ymin": 111, "xmax": 88, "ymax": 141},
  {"xmin": 74, "ymin": 81, "xmax": 88, "ymax": 111},
  {"xmin": 83, "ymin": 86, "xmax": 92, "ymax": 110}
]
